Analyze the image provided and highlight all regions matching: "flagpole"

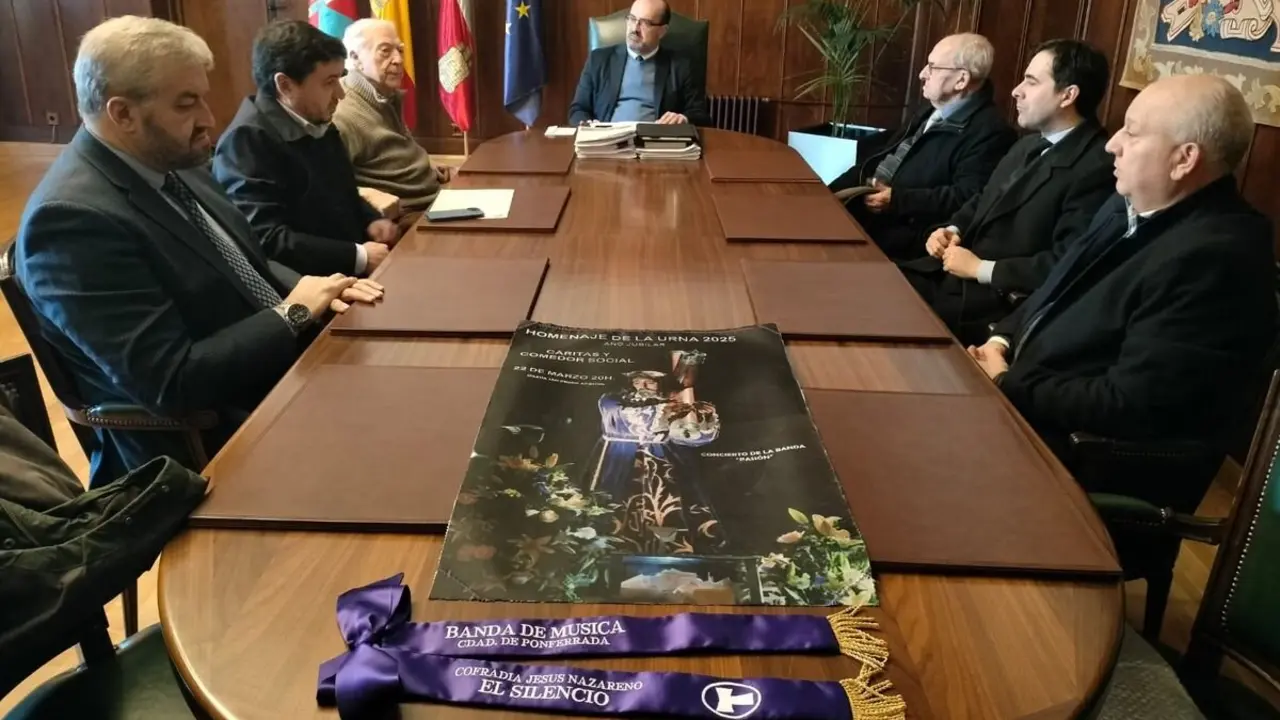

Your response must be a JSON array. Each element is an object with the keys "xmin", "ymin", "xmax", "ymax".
[{"xmin": 463, "ymin": 131, "xmax": 470, "ymax": 157}]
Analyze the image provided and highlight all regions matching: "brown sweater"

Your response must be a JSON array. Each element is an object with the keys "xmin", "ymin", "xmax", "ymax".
[{"xmin": 333, "ymin": 72, "xmax": 443, "ymax": 212}]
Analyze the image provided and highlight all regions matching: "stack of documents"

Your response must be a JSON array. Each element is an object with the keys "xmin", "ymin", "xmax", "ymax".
[
  {"xmin": 635, "ymin": 122, "xmax": 702, "ymax": 161},
  {"xmin": 574, "ymin": 123, "xmax": 637, "ymax": 159}
]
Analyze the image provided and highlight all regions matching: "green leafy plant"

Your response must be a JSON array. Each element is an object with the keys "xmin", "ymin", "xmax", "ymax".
[
  {"xmin": 444, "ymin": 440, "xmax": 625, "ymax": 602},
  {"xmin": 757, "ymin": 507, "xmax": 878, "ymax": 606},
  {"xmin": 777, "ymin": 0, "xmax": 947, "ymax": 138}
]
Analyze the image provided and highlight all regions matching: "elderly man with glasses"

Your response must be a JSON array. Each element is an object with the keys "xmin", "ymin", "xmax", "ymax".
[
  {"xmin": 568, "ymin": 0, "xmax": 711, "ymax": 126},
  {"xmin": 831, "ymin": 33, "xmax": 1015, "ymax": 262}
]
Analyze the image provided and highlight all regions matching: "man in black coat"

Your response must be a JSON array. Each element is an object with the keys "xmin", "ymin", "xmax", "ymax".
[
  {"xmin": 17, "ymin": 16, "xmax": 382, "ymax": 486},
  {"xmin": 969, "ymin": 74, "xmax": 1277, "ymax": 471},
  {"xmin": 214, "ymin": 20, "xmax": 399, "ymax": 278},
  {"xmin": 830, "ymin": 33, "xmax": 1016, "ymax": 261},
  {"xmin": 902, "ymin": 39, "xmax": 1116, "ymax": 345},
  {"xmin": 568, "ymin": 0, "xmax": 711, "ymax": 127}
]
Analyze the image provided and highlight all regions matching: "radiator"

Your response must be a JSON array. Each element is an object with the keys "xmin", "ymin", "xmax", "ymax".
[{"xmin": 709, "ymin": 95, "xmax": 771, "ymax": 136}]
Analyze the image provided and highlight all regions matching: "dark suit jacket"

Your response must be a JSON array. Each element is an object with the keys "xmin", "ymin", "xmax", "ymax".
[
  {"xmin": 993, "ymin": 179, "xmax": 1277, "ymax": 463},
  {"xmin": 213, "ymin": 95, "xmax": 381, "ymax": 277},
  {"xmin": 900, "ymin": 122, "xmax": 1114, "ymax": 344},
  {"xmin": 16, "ymin": 129, "xmax": 304, "ymax": 486},
  {"xmin": 830, "ymin": 83, "xmax": 1016, "ymax": 261},
  {"xmin": 568, "ymin": 45, "xmax": 711, "ymax": 127}
]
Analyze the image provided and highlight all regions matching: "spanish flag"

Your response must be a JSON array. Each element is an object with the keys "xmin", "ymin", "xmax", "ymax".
[{"xmin": 370, "ymin": 0, "xmax": 417, "ymax": 131}]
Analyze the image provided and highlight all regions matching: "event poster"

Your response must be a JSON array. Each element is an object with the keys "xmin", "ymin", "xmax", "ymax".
[{"xmin": 429, "ymin": 322, "xmax": 876, "ymax": 607}]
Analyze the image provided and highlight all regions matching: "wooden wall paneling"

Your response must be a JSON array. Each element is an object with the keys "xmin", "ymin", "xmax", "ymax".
[
  {"xmin": 975, "ymin": 0, "xmax": 1034, "ymax": 109},
  {"xmin": 0, "ymin": 0, "xmax": 33, "ymax": 131},
  {"xmin": 695, "ymin": 0, "xmax": 744, "ymax": 97},
  {"xmin": 106, "ymin": 0, "xmax": 157, "ymax": 16},
  {"xmin": 777, "ymin": 0, "xmax": 828, "ymax": 136},
  {"xmin": 181, "ymin": 0, "xmax": 271, "ymax": 135},
  {"xmin": 1080, "ymin": 0, "xmax": 1133, "ymax": 129},
  {"xmin": 56, "ymin": 0, "xmax": 114, "ymax": 132},
  {"xmin": 736, "ymin": 0, "xmax": 786, "ymax": 99},
  {"xmin": 1240, "ymin": 128, "xmax": 1280, "ymax": 253},
  {"xmin": 9, "ymin": 0, "xmax": 77, "ymax": 143}
]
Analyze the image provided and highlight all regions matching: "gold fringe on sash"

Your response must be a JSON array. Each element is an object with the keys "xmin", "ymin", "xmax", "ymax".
[{"xmin": 828, "ymin": 606, "xmax": 907, "ymax": 719}]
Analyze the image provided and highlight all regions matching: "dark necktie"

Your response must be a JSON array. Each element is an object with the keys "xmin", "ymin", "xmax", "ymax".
[
  {"xmin": 871, "ymin": 112, "xmax": 941, "ymax": 185},
  {"xmin": 1012, "ymin": 202, "xmax": 1129, "ymax": 359},
  {"xmin": 162, "ymin": 173, "xmax": 282, "ymax": 309},
  {"xmin": 999, "ymin": 137, "xmax": 1054, "ymax": 192}
]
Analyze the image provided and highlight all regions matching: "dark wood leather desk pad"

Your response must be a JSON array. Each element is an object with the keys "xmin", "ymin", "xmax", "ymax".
[
  {"xmin": 806, "ymin": 389, "xmax": 1120, "ymax": 576},
  {"xmin": 742, "ymin": 260, "xmax": 952, "ymax": 341},
  {"xmin": 190, "ymin": 365, "xmax": 495, "ymax": 531},
  {"xmin": 417, "ymin": 186, "xmax": 571, "ymax": 233},
  {"xmin": 712, "ymin": 192, "xmax": 868, "ymax": 244},
  {"xmin": 704, "ymin": 149, "xmax": 822, "ymax": 183},
  {"xmin": 330, "ymin": 256, "xmax": 549, "ymax": 337},
  {"xmin": 458, "ymin": 137, "xmax": 575, "ymax": 175}
]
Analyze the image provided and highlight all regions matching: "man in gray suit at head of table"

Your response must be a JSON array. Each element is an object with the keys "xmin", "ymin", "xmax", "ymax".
[
  {"xmin": 14, "ymin": 15, "xmax": 384, "ymax": 486},
  {"xmin": 567, "ymin": 0, "xmax": 712, "ymax": 127}
]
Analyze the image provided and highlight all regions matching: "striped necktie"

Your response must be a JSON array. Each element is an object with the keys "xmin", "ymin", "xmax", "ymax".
[{"xmin": 871, "ymin": 111, "xmax": 942, "ymax": 185}]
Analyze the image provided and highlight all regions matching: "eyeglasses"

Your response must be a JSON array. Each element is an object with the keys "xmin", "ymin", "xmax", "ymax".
[
  {"xmin": 625, "ymin": 13, "xmax": 667, "ymax": 29},
  {"xmin": 923, "ymin": 62, "xmax": 965, "ymax": 75}
]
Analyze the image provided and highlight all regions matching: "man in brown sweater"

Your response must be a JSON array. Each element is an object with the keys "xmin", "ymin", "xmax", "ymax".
[{"xmin": 335, "ymin": 19, "xmax": 451, "ymax": 213}]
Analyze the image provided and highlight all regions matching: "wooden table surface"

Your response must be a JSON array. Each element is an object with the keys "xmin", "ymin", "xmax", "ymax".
[{"xmin": 158, "ymin": 130, "xmax": 1124, "ymax": 720}]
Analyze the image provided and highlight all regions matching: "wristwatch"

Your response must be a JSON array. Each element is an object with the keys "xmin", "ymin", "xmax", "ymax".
[{"xmin": 274, "ymin": 302, "xmax": 312, "ymax": 335}]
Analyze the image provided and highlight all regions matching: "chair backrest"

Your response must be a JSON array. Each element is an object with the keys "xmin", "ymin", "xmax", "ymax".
[
  {"xmin": 0, "ymin": 353, "xmax": 58, "ymax": 450},
  {"xmin": 0, "ymin": 240, "xmax": 99, "ymax": 457},
  {"xmin": 587, "ymin": 9, "xmax": 709, "ymax": 92},
  {"xmin": 1183, "ymin": 370, "xmax": 1280, "ymax": 701}
]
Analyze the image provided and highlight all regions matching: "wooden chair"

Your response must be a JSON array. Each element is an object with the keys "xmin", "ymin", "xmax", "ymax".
[
  {"xmin": 0, "ymin": 239, "xmax": 218, "ymax": 637},
  {"xmin": 3, "ymin": 625, "xmax": 205, "ymax": 720},
  {"xmin": 1095, "ymin": 371, "xmax": 1280, "ymax": 718},
  {"xmin": 0, "ymin": 240, "xmax": 216, "ymax": 479},
  {"xmin": 1077, "ymin": 329, "xmax": 1280, "ymax": 641},
  {"xmin": 0, "ymin": 353, "xmax": 198, "ymax": 720}
]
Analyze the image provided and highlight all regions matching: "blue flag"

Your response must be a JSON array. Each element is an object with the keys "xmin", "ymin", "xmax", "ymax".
[{"xmin": 503, "ymin": 0, "xmax": 546, "ymax": 126}]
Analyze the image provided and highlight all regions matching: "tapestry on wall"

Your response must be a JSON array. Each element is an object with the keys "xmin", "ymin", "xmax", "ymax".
[
  {"xmin": 429, "ymin": 321, "xmax": 876, "ymax": 607},
  {"xmin": 1121, "ymin": 0, "xmax": 1280, "ymax": 126}
]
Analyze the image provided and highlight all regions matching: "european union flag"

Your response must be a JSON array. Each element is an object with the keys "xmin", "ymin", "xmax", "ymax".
[{"xmin": 504, "ymin": 0, "xmax": 546, "ymax": 126}]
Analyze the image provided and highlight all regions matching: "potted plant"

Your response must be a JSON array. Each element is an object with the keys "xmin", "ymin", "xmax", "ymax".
[{"xmin": 779, "ymin": 0, "xmax": 943, "ymax": 184}]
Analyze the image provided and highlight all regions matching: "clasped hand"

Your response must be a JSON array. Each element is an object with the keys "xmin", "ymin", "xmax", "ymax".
[
  {"xmin": 966, "ymin": 340, "xmax": 1008, "ymax": 380},
  {"xmin": 925, "ymin": 228, "xmax": 982, "ymax": 279},
  {"xmin": 284, "ymin": 274, "xmax": 386, "ymax": 318}
]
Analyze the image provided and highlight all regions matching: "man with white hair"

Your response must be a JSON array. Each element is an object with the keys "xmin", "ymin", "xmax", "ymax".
[
  {"xmin": 333, "ymin": 18, "xmax": 450, "ymax": 214},
  {"xmin": 15, "ymin": 16, "xmax": 383, "ymax": 486},
  {"xmin": 831, "ymin": 33, "xmax": 1015, "ymax": 261},
  {"xmin": 970, "ymin": 74, "xmax": 1276, "ymax": 470}
]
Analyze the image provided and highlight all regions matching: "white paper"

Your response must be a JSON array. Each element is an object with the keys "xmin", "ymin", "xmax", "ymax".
[
  {"xmin": 428, "ymin": 188, "xmax": 515, "ymax": 220},
  {"xmin": 544, "ymin": 126, "xmax": 578, "ymax": 138}
]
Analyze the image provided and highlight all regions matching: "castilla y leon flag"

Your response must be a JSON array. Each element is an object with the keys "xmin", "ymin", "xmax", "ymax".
[
  {"xmin": 371, "ymin": 0, "xmax": 418, "ymax": 131},
  {"xmin": 308, "ymin": 0, "xmax": 357, "ymax": 38},
  {"xmin": 437, "ymin": 0, "xmax": 474, "ymax": 133}
]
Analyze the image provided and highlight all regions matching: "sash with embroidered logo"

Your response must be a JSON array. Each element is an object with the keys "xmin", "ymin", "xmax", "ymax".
[{"xmin": 317, "ymin": 574, "xmax": 905, "ymax": 719}]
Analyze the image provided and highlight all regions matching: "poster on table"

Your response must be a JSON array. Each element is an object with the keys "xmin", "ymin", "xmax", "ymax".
[{"xmin": 429, "ymin": 321, "xmax": 876, "ymax": 607}]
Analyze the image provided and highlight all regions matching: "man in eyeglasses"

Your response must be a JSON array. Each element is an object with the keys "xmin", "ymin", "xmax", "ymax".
[
  {"xmin": 568, "ymin": 0, "xmax": 711, "ymax": 126},
  {"xmin": 831, "ymin": 33, "xmax": 1015, "ymax": 262}
]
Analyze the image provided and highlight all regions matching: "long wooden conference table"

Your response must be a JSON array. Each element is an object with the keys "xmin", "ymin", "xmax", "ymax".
[{"xmin": 158, "ymin": 129, "xmax": 1124, "ymax": 719}]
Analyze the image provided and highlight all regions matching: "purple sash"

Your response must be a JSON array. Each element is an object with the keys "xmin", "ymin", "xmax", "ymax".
[{"xmin": 318, "ymin": 574, "xmax": 904, "ymax": 719}]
